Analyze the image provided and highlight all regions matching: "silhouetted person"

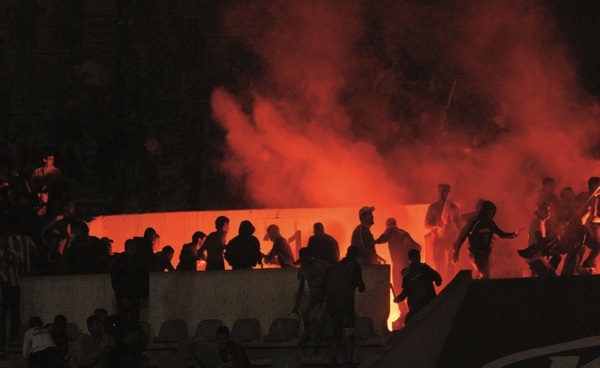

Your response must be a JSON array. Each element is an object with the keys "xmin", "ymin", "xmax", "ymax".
[
  {"xmin": 31, "ymin": 154, "xmax": 62, "ymax": 195},
  {"xmin": 199, "ymin": 216, "xmax": 230, "ymax": 270},
  {"xmin": 394, "ymin": 249, "xmax": 441, "ymax": 325},
  {"xmin": 103, "ymin": 314, "xmax": 149, "ymax": 368},
  {"xmin": 110, "ymin": 239, "xmax": 149, "ymax": 327},
  {"xmin": 424, "ymin": 184, "xmax": 461, "ymax": 282},
  {"xmin": 351, "ymin": 206, "xmax": 381, "ymax": 265},
  {"xmin": 537, "ymin": 177, "xmax": 559, "ymax": 209},
  {"xmin": 71, "ymin": 315, "xmax": 112, "ymax": 368},
  {"xmin": 225, "ymin": 220, "xmax": 263, "ymax": 270},
  {"xmin": 557, "ymin": 186, "xmax": 586, "ymax": 275},
  {"xmin": 518, "ymin": 202, "xmax": 560, "ymax": 277},
  {"xmin": 42, "ymin": 199, "xmax": 76, "ymax": 259},
  {"xmin": 375, "ymin": 217, "xmax": 421, "ymax": 328},
  {"xmin": 133, "ymin": 227, "xmax": 159, "ymax": 272},
  {"xmin": 307, "ymin": 222, "xmax": 339, "ymax": 264},
  {"xmin": 0, "ymin": 236, "xmax": 22, "ymax": 357},
  {"xmin": 555, "ymin": 187, "xmax": 578, "ymax": 230},
  {"xmin": 453, "ymin": 200, "xmax": 518, "ymax": 279},
  {"xmin": 64, "ymin": 220, "xmax": 106, "ymax": 274},
  {"xmin": 96, "ymin": 237, "xmax": 114, "ymax": 273},
  {"xmin": 177, "ymin": 231, "xmax": 205, "ymax": 271},
  {"xmin": 153, "ymin": 245, "xmax": 175, "ymax": 272},
  {"xmin": 23, "ymin": 316, "xmax": 65, "ymax": 368},
  {"xmin": 576, "ymin": 176, "xmax": 600, "ymax": 271},
  {"xmin": 552, "ymin": 187, "xmax": 583, "ymax": 275},
  {"xmin": 215, "ymin": 325, "xmax": 251, "ymax": 368},
  {"xmin": 326, "ymin": 246, "xmax": 365, "ymax": 367},
  {"xmin": 47, "ymin": 315, "xmax": 71, "ymax": 363},
  {"xmin": 264, "ymin": 224, "xmax": 295, "ymax": 268},
  {"xmin": 293, "ymin": 247, "xmax": 331, "ymax": 354},
  {"xmin": 94, "ymin": 308, "xmax": 109, "ymax": 330}
]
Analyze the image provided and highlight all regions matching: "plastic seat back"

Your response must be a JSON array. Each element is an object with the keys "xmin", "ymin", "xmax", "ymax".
[
  {"xmin": 264, "ymin": 317, "xmax": 299, "ymax": 342},
  {"xmin": 154, "ymin": 319, "xmax": 189, "ymax": 343},
  {"xmin": 195, "ymin": 319, "xmax": 224, "ymax": 341},
  {"xmin": 231, "ymin": 318, "xmax": 261, "ymax": 343}
]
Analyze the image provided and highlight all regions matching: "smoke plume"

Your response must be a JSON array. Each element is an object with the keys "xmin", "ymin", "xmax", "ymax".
[{"xmin": 210, "ymin": 0, "xmax": 600, "ymax": 222}]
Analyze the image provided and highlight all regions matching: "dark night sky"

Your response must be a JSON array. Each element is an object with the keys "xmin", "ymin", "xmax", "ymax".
[{"xmin": 549, "ymin": 0, "xmax": 600, "ymax": 95}]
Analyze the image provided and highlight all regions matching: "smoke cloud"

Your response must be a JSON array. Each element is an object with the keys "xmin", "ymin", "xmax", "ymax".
[{"xmin": 210, "ymin": 0, "xmax": 600, "ymax": 224}]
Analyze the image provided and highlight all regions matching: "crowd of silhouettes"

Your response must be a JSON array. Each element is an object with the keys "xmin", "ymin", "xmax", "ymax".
[
  {"xmin": 18, "ymin": 306, "xmax": 150, "ymax": 368},
  {"xmin": 1, "ymin": 183, "xmax": 598, "ymax": 366},
  {"xmin": 517, "ymin": 176, "xmax": 600, "ymax": 277}
]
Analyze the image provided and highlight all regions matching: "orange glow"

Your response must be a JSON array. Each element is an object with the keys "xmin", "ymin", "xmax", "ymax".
[
  {"xmin": 210, "ymin": 0, "xmax": 600, "ymax": 282},
  {"xmin": 89, "ymin": 205, "xmax": 456, "ymax": 330}
]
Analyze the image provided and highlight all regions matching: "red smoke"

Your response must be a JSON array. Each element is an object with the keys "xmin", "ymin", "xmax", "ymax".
[{"xmin": 210, "ymin": 0, "xmax": 600, "ymax": 271}]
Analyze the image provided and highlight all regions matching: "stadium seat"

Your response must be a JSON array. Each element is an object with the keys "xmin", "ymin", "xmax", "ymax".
[
  {"xmin": 195, "ymin": 319, "xmax": 224, "ymax": 341},
  {"xmin": 153, "ymin": 319, "xmax": 189, "ymax": 344},
  {"xmin": 138, "ymin": 321, "xmax": 153, "ymax": 343},
  {"xmin": 194, "ymin": 337, "xmax": 224, "ymax": 368},
  {"xmin": 263, "ymin": 317, "xmax": 300, "ymax": 342},
  {"xmin": 231, "ymin": 318, "xmax": 261, "ymax": 343}
]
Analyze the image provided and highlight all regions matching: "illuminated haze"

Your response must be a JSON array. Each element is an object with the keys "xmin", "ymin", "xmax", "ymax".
[{"xmin": 210, "ymin": 0, "xmax": 600, "ymax": 224}]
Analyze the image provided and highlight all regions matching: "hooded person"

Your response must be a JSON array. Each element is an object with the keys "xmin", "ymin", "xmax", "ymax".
[
  {"xmin": 452, "ymin": 200, "xmax": 519, "ymax": 279},
  {"xmin": 225, "ymin": 220, "xmax": 263, "ymax": 269}
]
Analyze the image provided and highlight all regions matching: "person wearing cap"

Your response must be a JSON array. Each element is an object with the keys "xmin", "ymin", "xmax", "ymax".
[
  {"xmin": 264, "ymin": 224, "xmax": 295, "ymax": 268},
  {"xmin": 424, "ymin": 184, "xmax": 461, "ymax": 281},
  {"xmin": 351, "ymin": 206, "xmax": 381, "ymax": 265}
]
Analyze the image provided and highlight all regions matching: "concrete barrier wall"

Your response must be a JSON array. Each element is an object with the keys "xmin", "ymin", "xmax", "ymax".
[{"xmin": 21, "ymin": 265, "xmax": 390, "ymax": 338}]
